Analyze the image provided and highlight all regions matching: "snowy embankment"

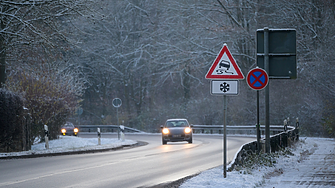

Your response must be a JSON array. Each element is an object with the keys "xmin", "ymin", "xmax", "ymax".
[
  {"xmin": 0, "ymin": 136, "xmax": 137, "ymax": 158},
  {"xmin": 180, "ymin": 137, "xmax": 335, "ymax": 188}
]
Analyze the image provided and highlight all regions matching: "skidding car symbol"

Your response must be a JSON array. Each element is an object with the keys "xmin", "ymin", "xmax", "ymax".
[
  {"xmin": 216, "ymin": 60, "xmax": 234, "ymax": 74},
  {"xmin": 219, "ymin": 60, "xmax": 230, "ymax": 70}
]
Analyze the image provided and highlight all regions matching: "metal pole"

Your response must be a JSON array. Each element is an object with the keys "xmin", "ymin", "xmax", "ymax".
[
  {"xmin": 117, "ymin": 107, "xmax": 120, "ymax": 140},
  {"xmin": 264, "ymin": 27, "xmax": 270, "ymax": 153},
  {"xmin": 223, "ymin": 95, "xmax": 227, "ymax": 178},
  {"xmin": 257, "ymin": 90, "xmax": 260, "ymax": 154}
]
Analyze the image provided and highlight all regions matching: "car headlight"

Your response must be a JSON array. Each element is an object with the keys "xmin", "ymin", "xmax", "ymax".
[
  {"xmin": 184, "ymin": 127, "xmax": 191, "ymax": 134},
  {"xmin": 61, "ymin": 129, "xmax": 66, "ymax": 134},
  {"xmin": 74, "ymin": 128, "xmax": 79, "ymax": 133},
  {"xmin": 162, "ymin": 128, "xmax": 169, "ymax": 134}
]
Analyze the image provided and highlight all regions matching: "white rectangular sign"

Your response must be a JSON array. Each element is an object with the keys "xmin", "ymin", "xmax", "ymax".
[{"xmin": 211, "ymin": 80, "xmax": 239, "ymax": 95}]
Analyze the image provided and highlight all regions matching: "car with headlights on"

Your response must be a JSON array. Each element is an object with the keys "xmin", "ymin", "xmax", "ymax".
[
  {"xmin": 160, "ymin": 119, "xmax": 193, "ymax": 145},
  {"xmin": 61, "ymin": 122, "xmax": 79, "ymax": 136}
]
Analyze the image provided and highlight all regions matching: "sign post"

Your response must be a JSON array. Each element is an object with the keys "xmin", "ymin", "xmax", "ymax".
[
  {"xmin": 112, "ymin": 98, "xmax": 122, "ymax": 140},
  {"xmin": 206, "ymin": 43, "xmax": 244, "ymax": 178},
  {"xmin": 264, "ymin": 28, "xmax": 270, "ymax": 153},
  {"xmin": 246, "ymin": 67, "xmax": 269, "ymax": 153},
  {"xmin": 256, "ymin": 27, "xmax": 296, "ymax": 153},
  {"xmin": 223, "ymin": 94, "xmax": 227, "ymax": 177}
]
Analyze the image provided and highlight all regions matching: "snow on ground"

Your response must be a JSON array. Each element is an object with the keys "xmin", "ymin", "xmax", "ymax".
[
  {"xmin": 0, "ymin": 135, "xmax": 137, "ymax": 158},
  {"xmin": 180, "ymin": 137, "xmax": 335, "ymax": 188}
]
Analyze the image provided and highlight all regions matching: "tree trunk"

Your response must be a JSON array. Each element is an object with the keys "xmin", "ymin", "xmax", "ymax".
[{"xmin": 0, "ymin": 19, "xmax": 6, "ymax": 88}]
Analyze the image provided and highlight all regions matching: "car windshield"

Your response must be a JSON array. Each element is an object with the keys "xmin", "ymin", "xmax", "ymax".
[
  {"xmin": 166, "ymin": 120, "xmax": 188, "ymax": 128},
  {"xmin": 64, "ymin": 123, "xmax": 74, "ymax": 128}
]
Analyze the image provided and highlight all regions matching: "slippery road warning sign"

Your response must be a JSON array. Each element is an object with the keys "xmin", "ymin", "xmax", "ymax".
[{"xmin": 205, "ymin": 44, "xmax": 244, "ymax": 80}]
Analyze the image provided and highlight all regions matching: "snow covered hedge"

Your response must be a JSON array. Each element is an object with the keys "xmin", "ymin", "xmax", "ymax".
[{"xmin": 6, "ymin": 71, "xmax": 78, "ymax": 143}]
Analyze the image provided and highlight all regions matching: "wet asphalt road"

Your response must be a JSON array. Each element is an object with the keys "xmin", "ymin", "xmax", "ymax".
[{"xmin": 0, "ymin": 134, "xmax": 254, "ymax": 188}]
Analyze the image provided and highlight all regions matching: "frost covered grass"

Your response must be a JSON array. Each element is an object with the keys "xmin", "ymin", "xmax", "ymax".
[
  {"xmin": 0, "ymin": 135, "xmax": 137, "ymax": 158},
  {"xmin": 233, "ymin": 147, "xmax": 295, "ymax": 174},
  {"xmin": 180, "ymin": 150, "xmax": 290, "ymax": 188}
]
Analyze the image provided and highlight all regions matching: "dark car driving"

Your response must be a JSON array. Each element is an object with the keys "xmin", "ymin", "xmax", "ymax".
[
  {"xmin": 61, "ymin": 122, "xmax": 79, "ymax": 136},
  {"xmin": 160, "ymin": 119, "xmax": 193, "ymax": 145}
]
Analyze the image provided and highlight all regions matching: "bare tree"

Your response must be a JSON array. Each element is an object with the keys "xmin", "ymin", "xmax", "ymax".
[
  {"xmin": 1, "ymin": 0, "xmax": 94, "ymax": 141},
  {"xmin": 0, "ymin": 0, "xmax": 93, "ymax": 86},
  {"xmin": 59, "ymin": 0, "xmax": 335, "ymax": 136}
]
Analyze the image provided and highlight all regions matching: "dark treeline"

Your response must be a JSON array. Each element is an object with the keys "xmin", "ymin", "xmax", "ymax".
[{"xmin": 2, "ymin": 0, "xmax": 335, "ymax": 138}]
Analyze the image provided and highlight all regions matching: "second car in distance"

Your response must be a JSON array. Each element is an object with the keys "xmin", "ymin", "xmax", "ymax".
[{"xmin": 61, "ymin": 122, "xmax": 79, "ymax": 136}]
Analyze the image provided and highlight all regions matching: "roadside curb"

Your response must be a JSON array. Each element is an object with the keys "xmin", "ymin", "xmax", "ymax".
[
  {"xmin": 146, "ymin": 173, "xmax": 200, "ymax": 188},
  {"xmin": 0, "ymin": 141, "xmax": 147, "ymax": 160}
]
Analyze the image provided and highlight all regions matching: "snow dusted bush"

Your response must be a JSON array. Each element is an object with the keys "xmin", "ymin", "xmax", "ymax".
[{"xmin": 6, "ymin": 70, "xmax": 78, "ymax": 143}]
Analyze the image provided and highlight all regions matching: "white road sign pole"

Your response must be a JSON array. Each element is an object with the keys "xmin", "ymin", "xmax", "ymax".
[
  {"xmin": 112, "ymin": 98, "xmax": 122, "ymax": 140},
  {"xmin": 223, "ymin": 95, "xmax": 227, "ymax": 178}
]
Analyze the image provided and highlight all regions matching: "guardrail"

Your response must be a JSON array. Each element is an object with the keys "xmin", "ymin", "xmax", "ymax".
[
  {"xmin": 228, "ymin": 124, "xmax": 300, "ymax": 171},
  {"xmin": 192, "ymin": 125, "xmax": 292, "ymax": 136},
  {"xmin": 77, "ymin": 125, "xmax": 143, "ymax": 133},
  {"xmin": 77, "ymin": 124, "xmax": 291, "ymax": 136}
]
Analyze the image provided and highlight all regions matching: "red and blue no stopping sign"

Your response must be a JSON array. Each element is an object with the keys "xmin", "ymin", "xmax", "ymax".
[{"xmin": 246, "ymin": 68, "xmax": 269, "ymax": 90}]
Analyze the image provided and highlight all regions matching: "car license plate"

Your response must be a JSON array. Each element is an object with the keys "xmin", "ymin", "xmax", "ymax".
[{"xmin": 173, "ymin": 135, "xmax": 181, "ymax": 137}]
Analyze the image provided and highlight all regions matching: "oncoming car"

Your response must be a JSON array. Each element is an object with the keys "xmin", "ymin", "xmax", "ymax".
[
  {"xmin": 160, "ymin": 119, "xmax": 193, "ymax": 145},
  {"xmin": 61, "ymin": 122, "xmax": 79, "ymax": 136}
]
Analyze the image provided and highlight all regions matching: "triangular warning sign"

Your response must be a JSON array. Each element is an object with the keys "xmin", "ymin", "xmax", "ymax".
[{"xmin": 205, "ymin": 44, "xmax": 244, "ymax": 80}]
